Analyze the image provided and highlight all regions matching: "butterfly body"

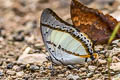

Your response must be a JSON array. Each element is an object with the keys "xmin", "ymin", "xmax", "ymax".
[{"xmin": 40, "ymin": 8, "xmax": 97, "ymax": 65}]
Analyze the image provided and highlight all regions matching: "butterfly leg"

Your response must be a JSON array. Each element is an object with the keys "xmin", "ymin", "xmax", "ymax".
[
  {"xmin": 46, "ymin": 56, "xmax": 57, "ymax": 76},
  {"xmin": 50, "ymin": 63, "xmax": 58, "ymax": 76},
  {"xmin": 46, "ymin": 56, "xmax": 52, "ymax": 61},
  {"xmin": 46, "ymin": 56, "xmax": 55, "ymax": 70}
]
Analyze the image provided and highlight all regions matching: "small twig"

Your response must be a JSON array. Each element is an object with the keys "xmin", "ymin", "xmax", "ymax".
[
  {"xmin": 107, "ymin": 56, "xmax": 112, "ymax": 80},
  {"xmin": 107, "ymin": 22, "xmax": 120, "ymax": 80}
]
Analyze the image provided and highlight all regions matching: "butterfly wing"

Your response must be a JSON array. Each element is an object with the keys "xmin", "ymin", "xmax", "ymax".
[
  {"xmin": 71, "ymin": 0, "xmax": 119, "ymax": 44},
  {"xmin": 40, "ymin": 8, "xmax": 96, "ymax": 65}
]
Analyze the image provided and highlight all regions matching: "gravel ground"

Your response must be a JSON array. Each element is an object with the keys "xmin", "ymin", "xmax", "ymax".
[{"xmin": 0, "ymin": 0, "xmax": 120, "ymax": 80}]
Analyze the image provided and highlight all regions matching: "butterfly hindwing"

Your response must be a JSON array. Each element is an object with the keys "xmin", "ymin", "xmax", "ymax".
[{"xmin": 40, "ymin": 8, "xmax": 95, "ymax": 65}]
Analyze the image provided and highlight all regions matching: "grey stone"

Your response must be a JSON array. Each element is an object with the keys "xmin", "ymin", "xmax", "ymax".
[
  {"xmin": 7, "ymin": 70, "xmax": 16, "ymax": 75},
  {"xmin": 29, "ymin": 65, "xmax": 39, "ymax": 71},
  {"xmin": 67, "ymin": 74, "xmax": 80, "ymax": 80}
]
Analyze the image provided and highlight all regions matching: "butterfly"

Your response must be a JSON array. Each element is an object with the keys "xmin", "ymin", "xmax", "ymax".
[
  {"xmin": 71, "ymin": 0, "xmax": 119, "ymax": 44},
  {"xmin": 40, "ymin": 8, "xmax": 97, "ymax": 65}
]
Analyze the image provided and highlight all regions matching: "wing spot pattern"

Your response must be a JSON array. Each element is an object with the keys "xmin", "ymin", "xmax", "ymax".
[
  {"xmin": 87, "ymin": 40, "xmax": 89, "ymax": 42},
  {"xmin": 45, "ymin": 40, "xmax": 94, "ymax": 60},
  {"xmin": 41, "ymin": 10, "xmax": 95, "ymax": 57},
  {"xmin": 42, "ymin": 23, "xmax": 94, "ymax": 54}
]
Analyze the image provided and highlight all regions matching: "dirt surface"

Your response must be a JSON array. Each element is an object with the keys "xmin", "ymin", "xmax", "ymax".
[{"xmin": 0, "ymin": 0, "xmax": 120, "ymax": 80}]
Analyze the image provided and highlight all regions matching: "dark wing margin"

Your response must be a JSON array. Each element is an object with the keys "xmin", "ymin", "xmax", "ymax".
[{"xmin": 40, "ymin": 8, "xmax": 65, "ymax": 65}]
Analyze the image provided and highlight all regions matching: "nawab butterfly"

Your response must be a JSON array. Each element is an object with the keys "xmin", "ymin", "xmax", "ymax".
[
  {"xmin": 71, "ymin": 0, "xmax": 119, "ymax": 44},
  {"xmin": 40, "ymin": 8, "xmax": 98, "ymax": 65}
]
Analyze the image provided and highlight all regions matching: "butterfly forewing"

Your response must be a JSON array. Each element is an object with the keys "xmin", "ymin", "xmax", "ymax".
[
  {"xmin": 40, "ymin": 8, "xmax": 95, "ymax": 65},
  {"xmin": 71, "ymin": 0, "xmax": 119, "ymax": 44}
]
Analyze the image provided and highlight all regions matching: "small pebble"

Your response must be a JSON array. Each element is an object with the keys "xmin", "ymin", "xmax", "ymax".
[
  {"xmin": 87, "ymin": 72, "xmax": 93, "ymax": 78},
  {"xmin": 65, "ymin": 71, "xmax": 71, "ymax": 76},
  {"xmin": 101, "ymin": 69, "xmax": 108, "ymax": 74},
  {"xmin": 94, "ymin": 74, "xmax": 101, "ymax": 78},
  {"xmin": 0, "ymin": 71, "xmax": 3, "ymax": 76},
  {"xmin": 40, "ymin": 66, "xmax": 45, "ymax": 71},
  {"xmin": 94, "ymin": 45, "xmax": 104, "ymax": 51},
  {"xmin": 7, "ymin": 70, "xmax": 16, "ymax": 75},
  {"xmin": 58, "ymin": 74, "xmax": 64, "ymax": 77},
  {"xmin": 13, "ymin": 30, "xmax": 24, "ymax": 41},
  {"xmin": 67, "ymin": 74, "xmax": 80, "ymax": 80},
  {"xmin": 16, "ymin": 71, "xmax": 24, "ymax": 77},
  {"xmin": 98, "ymin": 59, "xmax": 107, "ymax": 64},
  {"xmin": 0, "ymin": 61, "xmax": 3, "ymax": 66},
  {"xmin": 110, "ymin": 62, "xmax": 120, "ymax": 71},
  {"xmin": 7, "ymin": 63, "xmax": 14, "ymax": 69},
  {"xmin": 110, "ymin": 71, "xmax": 115, "ymax": 76},
  {"xmin": 13, "ymin": 65, "xmax": 21, "ymax": 72},
  {"xmin": 113, "ymin": 73, "xmax": 120, "ymax": 80},
  {"xmin": 0, "ymin": 27, "xmax": 6, "ymax": 38},
  {"xmin": 23, "ymin": 76, "xmax": 30, "ymax": 80},
  {"xmin": 20, "ymin": 64, "xmax": 26, "ymax": 70},
  {"xmin": 40, "ymin": 70, "xmax": 47, "ymax": 75},
  {"xmin": 34, "ymin": 43, "xmax": 43, "ymax": 49},
  {"xmin": 29, "ymin": 65, "xmax": 39, "ymax": 71},
  {"xmin": 88, "ymin": 66, "xmax": 96, "ymax": 72},
  {"xmin": 80, "ymin": 68, "xmax": 86, "ymax": 72},
  {"xmin": 0, "ymin": 44, "xmax": 3, "ymax": 49},
  {"xmin": 112, "ymin": 40, "xmax": 120, "ymax": 45}
]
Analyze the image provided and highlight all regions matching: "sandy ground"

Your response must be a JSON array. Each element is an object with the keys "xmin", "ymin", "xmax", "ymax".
[{"xmin": 0, "ymin": 0, "xmax": 120, "ymax": 80}]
